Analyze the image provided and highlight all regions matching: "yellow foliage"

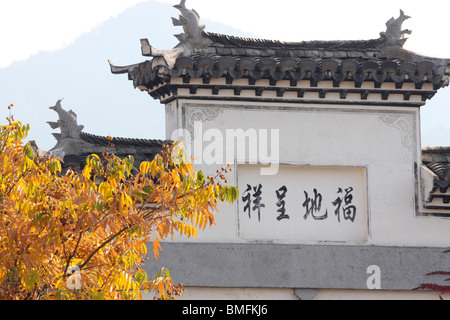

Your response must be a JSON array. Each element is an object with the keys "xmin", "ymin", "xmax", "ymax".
[{"xmin": 0, "ymin": 109, "xmax": 238, "ymax": 300}]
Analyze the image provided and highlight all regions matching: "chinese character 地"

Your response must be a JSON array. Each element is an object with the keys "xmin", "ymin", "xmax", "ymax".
[{"xmin": 302, "ymin": 188, "xmax": 328, "ymax": 221}]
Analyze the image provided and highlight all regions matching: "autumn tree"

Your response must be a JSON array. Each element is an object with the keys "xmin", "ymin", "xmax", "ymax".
[{"xmin": 0, "ymin": 105, "xmax": 238, "ymax": 300}]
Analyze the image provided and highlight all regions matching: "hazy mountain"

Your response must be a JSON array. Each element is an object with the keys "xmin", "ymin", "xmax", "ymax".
[{"xmin": 0, "ymin": 0, "xmax": 253, "ymax": 151}]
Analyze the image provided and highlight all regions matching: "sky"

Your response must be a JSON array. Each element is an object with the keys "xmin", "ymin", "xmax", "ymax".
[
  {"xmin": 0, "ymin": 0, "xmax": 147, "ymax": 68},
  {"xmin": 1, "ymin": 0, "xmax": 450, "ymax": 147},
  {"xmin": 2, "ymin": 0, "xmax": 450, "ymax": 68}
]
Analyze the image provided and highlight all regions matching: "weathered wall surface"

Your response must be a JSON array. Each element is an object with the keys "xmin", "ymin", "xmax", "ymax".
[{"xmin": 143, "ymin": 96, "xmax": 450, "ymax": 298}]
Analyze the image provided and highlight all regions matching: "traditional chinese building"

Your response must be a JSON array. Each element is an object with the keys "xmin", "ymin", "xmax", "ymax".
[
  {"xmin": 46, "ymin": 99, "xmax": 169, "ymax": 173},
  {"xmin": 50, "ymin": 1, "xmax": 450, "ymax": 299}
]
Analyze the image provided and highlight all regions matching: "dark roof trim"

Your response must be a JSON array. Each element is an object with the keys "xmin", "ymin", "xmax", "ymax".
[
  {"xmin": 130, "ymin": 57, "xmax": 446, "ymax": 93},
  {"xmin": 423, "ymin": 147, "xmax": 450, "ymax": 155},
  {"xmin": 202, "ymin": 31, "xmax": 387, "ymax": 51},
  {"xmin": 80, "ymin": 132, "xmax": 169, "ymax": 148}
]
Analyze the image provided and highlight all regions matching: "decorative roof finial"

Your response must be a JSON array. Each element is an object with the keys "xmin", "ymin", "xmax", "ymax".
[
  {"xmin": 137, "ymin": 0, "xmax": 211, "ymax": 69},
  {"xmin": 48, "ymin": 99, "xmax": 84, "ymax": 141},
  {"xmin": 172, "ymin": 0, "xmax": 212, "ymax": 51},
  {"xmin": 380, "ymin": 10, "xmax": 412, "ymax": 47}
]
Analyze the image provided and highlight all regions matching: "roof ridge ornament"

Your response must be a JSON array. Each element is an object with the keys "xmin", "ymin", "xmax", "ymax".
[
  {"xmin": 172, "ymin": 0, "xmax": 212, "ymax": 51},
  {"xmin": 380, "ymin": 9, "xmax": 412, "ymax": 47},
  {"xmin": 138, "ymin": 0, "xmax": 211, "ymax": 69},
  {"xmin": 48, "ymin": 99, "xmax": 84, "ymax": 141}
]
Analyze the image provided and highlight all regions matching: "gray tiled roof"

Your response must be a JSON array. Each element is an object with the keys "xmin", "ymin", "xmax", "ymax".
[
  {"xmin": 201, "ymin": 31, "xmax": 387, "ymax": 51},
  {"xmin": 110, "ymin": 6, "xmax": 450, "ymax": 101},
  {"xmin": 80, "ymin": 132, "xmax": 168, "ymax": 148},
  {"xmin": 111, "ymin": 31, "xmax": 450, "ymax": 97},
  {"xmin": 57, "ymin": 133, "xmax": 169, "ymax": 173},
  {"xmin": 46, "ymin": 101, "xmax": 170, "ymax": 172}
]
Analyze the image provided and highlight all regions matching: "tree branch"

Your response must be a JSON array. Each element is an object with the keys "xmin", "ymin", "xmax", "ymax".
[
  {"xmin": 64, "ymin": 231, "xmax": 83, "ymax": 275},
  {"xmin": 78, "ymin": 225, "xmax": 130, "ymax": 270}
]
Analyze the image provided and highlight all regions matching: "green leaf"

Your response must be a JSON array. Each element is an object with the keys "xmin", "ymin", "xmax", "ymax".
[
  {"xmin": 196, "ymin": 170, "xmax": 205, "ymax": 185},
  {"xmin": 49, "ymin": 159, "xmax": 61, "ymax": 174},
  {"xmin": 221, "ymin": 186, "xmax": 239, "ymax": 204},
  {"xmin": 231, "ymin": 186, "xmax": 239, "ymax": 202},
  {"xmin": 135, "ymin": 270, "xmax": 148, "ymax": 285},
  {"xmin": 124, "ymin": 155, "xmax": 134, "ymax": 175},
  {"xmin": 23, "ymin": 142, "xmax": 36, "ymax": 160},
  {"xmin": 143, "ymin": 185, "xmax": 154, "ymax": 196},
  {"xmin": 154, "ymin": 267, "xmax": 170, "ymax": 279},
  {"xmin": 134, "ymin": 185, "xmax": 154, "ymax": 201}
]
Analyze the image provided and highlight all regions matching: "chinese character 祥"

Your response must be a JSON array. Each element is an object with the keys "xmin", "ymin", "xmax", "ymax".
[
  {"xmin": 275, "ymin": 186, "xmax": 289, "ymax": 221},
  {"xmin": 242, "ymin": 184, "xmax": 266, "ymax": 222},
  {"xmin": 242, "ymin": 185, "xmax": 252, "ymax": 219},
  {"xmin": 302, "ymin": 188, "xmax": 328, "ymax": 221},
  {"xmin": 252, "ymin": 184, "xmax": 265, "ymax": 222},
  {"xmin": 332, "ymin": 187, "xmax": 357, "ymax": 222}
]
